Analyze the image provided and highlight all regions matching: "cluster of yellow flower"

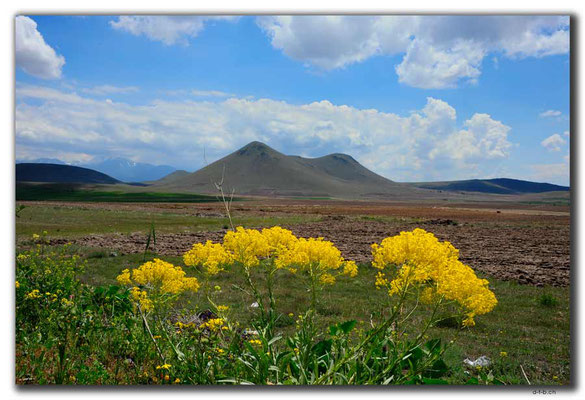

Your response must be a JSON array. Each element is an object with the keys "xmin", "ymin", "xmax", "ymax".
[
  {"xmin": 371, "ymin": 228, "xmax": 497, "ymax": 326},
  {"xmin": 183, "ymin": 241, "xmax": 234, "ymax": 275},
  {"xmin": 223, "ymin": 227, "xmax": 271, "ymax": 267},
  {"xmin": 25, "ymin": 289, "xmax": 41, "ymax": 300},
  {"xmin": 131, "ymin": 287, "xmax": 153, "ymax": 311},
  {"xmin": 117, "ymin": 259, "xmax": 200, "ymax": 295},
  {"xmin": 274, "ymin": 237, "xmax": 357, "ymax": 285},
  {"xmin": 182, "ymin": 226, "xmax": 358, "ymax": 284},
  {"xmin": 116, "ymin": 259, "xmax": 200, "ymax": 313},
  {"xmin": 200, "ymin": 318, "xmax": 225, "ymax": 331}
]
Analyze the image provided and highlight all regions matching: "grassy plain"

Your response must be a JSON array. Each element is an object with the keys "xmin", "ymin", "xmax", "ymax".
[{"xmin": 15, "ymin": 198, "xmax": 571, "ymax": 385}]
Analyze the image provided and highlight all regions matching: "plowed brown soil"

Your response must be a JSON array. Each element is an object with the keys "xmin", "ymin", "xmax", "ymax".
[{"xmin": 45, "ymin": 199, "xmax": 570, "ymax": 287}]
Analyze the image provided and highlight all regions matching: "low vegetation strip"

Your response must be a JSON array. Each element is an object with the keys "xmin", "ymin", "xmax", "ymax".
[
  {"xmin": 15, "ymin": 230, "xmax": 569, "ymax": 385},
  {"xmin": 17, "ymin": 183, "xmax": 228, "ymax": 203}
]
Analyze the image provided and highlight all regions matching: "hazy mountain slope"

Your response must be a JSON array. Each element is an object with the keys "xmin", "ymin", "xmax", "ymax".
[
  {"xmin": 153, "ymin": 141, "xmax": 413, "ymax": 198},
  {"xmin": 81, "ymin": 158, "xmax": 176, "ymax": 182},
  {"xmin": 16, "ymin": 163, "xmax": 120, "ymax": 184},
  {"xmin": 148, "ymin": 170, "xmax": 190, "ymax": 184}
]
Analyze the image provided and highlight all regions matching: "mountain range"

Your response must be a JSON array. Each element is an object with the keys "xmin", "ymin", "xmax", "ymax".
[
  {"xmin": 152, "ymin": 141, "xmax": 418, "ymax": 198},
  {"xmin": 16, "ymin": 142, "xmax": 570, "ymax": 198},
  {"xmin": 16, "ymin": 157, "xmax": 177, "ymax": 182},
  {"xmin": 16, "ymin": 163, "xmax": 120, "ymax": 184}
]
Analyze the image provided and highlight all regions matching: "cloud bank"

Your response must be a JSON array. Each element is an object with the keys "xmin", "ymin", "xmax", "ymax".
[
  {"xmin": 257, "ymin": 15, "xmax": 569, "ymax": 88},
  {"xmin": 16, "ymin": 84, "xmax": 513, "ymax": 182}
]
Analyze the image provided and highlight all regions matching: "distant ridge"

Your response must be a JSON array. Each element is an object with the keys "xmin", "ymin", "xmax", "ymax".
[
  {"xmin": 153, "ymin": 141, "xmax": 414, "ymax": 198},
  {"xmin": 16, "ymin": 163, "xmax": 120, "ymax": 184},
  {"xmin": 17, "ymin": 157, "xmax": 178, "ymax": 182},
  {"xmin": 414, "ymin": 178, "xmax": 569, "ymax": 194}
]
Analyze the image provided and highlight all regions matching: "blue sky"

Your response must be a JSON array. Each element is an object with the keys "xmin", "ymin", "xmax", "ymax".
[{"xmin": 15, "ymin": 15, "xmax": 570, "ymax": 185}]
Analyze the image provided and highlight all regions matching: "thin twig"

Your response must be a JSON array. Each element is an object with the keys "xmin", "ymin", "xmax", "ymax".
[
  {"xmin": 520, "ymin": 365, "xmax": 531, "ymax": 385},
  {"xmin": 138, "ymin": 305, "xmax": 165, "ymax": 363},
  {"xmin": 203, "ymin": 146, "xmax": 235, "ymax": 230}
]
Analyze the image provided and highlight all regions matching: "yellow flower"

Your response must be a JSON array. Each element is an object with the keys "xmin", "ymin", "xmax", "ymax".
[
  {"xmin": 217, "ymin": 305, "xmax": 229, "ymax": 312},
  {"xmin": 32, "ymin": 233, "xmax": 40, "ymax": 240},
  {"xmin": 261, "ymin": 226, "xmax": 298, "ymax": 255},
  {"xmin": 183, "ymin": 241, "xmax": 233, "ymax": 275},
  {"xmin": 15, "ymin": 281, "xmax": 20, "ymax": 289},
  {"xmin": 200, "ymin": 318, "xmax": 224, "ymax": 331},
  {"xmin": 223, "ymin": 227, "xmax": 271, "ymax": 268},
  {"xmin": 288, "ymin": 312, "xmax": 294, "ymax": 317},
  {"xmin": 371, "ymin": 229, "xmax": 497, "ymax": 326},
  {"xmin": 174, "ymin": 378, "xmax": 181, "ymax": 384},
  {"xmin": 164, "ymin": 375, "xmax": 170, "ymax": 381},
  {"xmin": 214, "ymin": 285, "xmax": 221, "ymax": 291},
  {"xmin": 500, "ymin": 351, "xmax": 508, "ymax": 357},
  {"xmin": 156, "ymin": 364, "xmax": 171, "ymax": 370},
  {"xmin": 116, "ymin": 269, "xmax": 131, "ymax": 285},
  {"xmin": 342, "ymin": 260, "xmax": 359, "ymax": 277},
  {"xmin": 131, "ymin": 287, "xmax": 153, "ymax": 312},
  {"xmin": 249, "ymin": 339, "xmax": 262, "ymax": 346},
  {"xmin": 153, "ymin": 335, "xmax": 161, "ymax": 340},
  {"xmin": 60, "ymin": 298, "xmax": 74, "ymax": 307},
  {"xmin": 319, "ymin": 273, "xmax": 336, "ymax": 285},
  {"xmin": 117, "ymin": 259, "xmax": 199, "ymax": 296},
  {"xmin": 375, "ymin": 272, "xmax": 388, "ymax": 289},
  {"xmin": 25, "ymin": 289, "xmax": 41, "ymax": 299}
]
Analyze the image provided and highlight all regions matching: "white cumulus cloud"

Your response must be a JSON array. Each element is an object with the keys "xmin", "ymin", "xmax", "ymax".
[
  {"xmin": 15, "ymin": 16, "xmax": 65, "ymax": 79},
  {"xmin": 541, "ymin": 133, "xmax": 566, "ymax": 151},
  {"xmin": 15, "ymin": 84, "xmax": 514, "ymax": 182},
  {"xmin": 256, "ymin": 15, "xmax": 569, "ymax": 88},
  {"xmin": 110, "ymin": 16, "xmax": 238, "ymax": 45}
]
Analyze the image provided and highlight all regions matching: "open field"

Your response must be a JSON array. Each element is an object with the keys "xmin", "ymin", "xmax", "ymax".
[{"xmin": 15, "ymin": 198, "xmax": 571, "ymax": 385}]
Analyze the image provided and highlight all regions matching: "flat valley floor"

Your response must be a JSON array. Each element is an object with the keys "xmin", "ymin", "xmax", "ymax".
[
  {"xmin": 15, "ymin": 197, "xmax": 571, "ymax": 384},
  {"xmin": 20, "ymin": 198, "xmax": 570, "ymax": 287}
]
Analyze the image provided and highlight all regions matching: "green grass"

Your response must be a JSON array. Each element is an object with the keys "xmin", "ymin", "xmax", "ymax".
[
  {"xmin": 14, "ymin": 200, "xmax": 571, "ymax": 385},
  {"xmin": 71, "ymin": 246, "xmax": 570, "ymax": 385},
  {"xmin": 16, "ymin": 183, "xmax": 230, "ymax": 203},
  {"xmin": 15, "ymin": 204, "xmax": 320, "ymax": 238}
]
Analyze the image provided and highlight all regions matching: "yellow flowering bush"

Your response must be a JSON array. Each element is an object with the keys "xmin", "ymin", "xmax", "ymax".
[
  {"xmin": 183, "ymin": 241, "xmax": 234, "ymax": 275},
  {"xmin": 117, "ymin": 259, "xmax": 200, "ymax": 295},
  {"xmin": 223, "ymin": 226, "xmax": 271, "ymax": 268},
  {"xmin": 371, "ymin": 228, "xmax": 497, "ymax": 326},
  {"xmin": 274, "ymin": 237, "xmax": 358, "ymax": 285},
  {"xmin": 261, "ymin": 226, "xmax": 299, "ymax": 255},
  {"xmin": 116, "ymin": 259, "xmax": 199, "ymax": 313}
]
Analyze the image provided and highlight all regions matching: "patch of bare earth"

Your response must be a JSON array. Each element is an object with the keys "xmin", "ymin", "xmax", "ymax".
[{"xmin": 49, "ymin": 209, "xmax": 570, "ymax": 287}]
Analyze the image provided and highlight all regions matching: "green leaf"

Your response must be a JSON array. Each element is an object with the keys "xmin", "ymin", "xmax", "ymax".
[
  {"xmin": 339, "ymin": 320, "xmax": 357, "ymax": 334},
  {"xmin": 311, "ymin": 339, "xmax": 332, "ymax": 357},
  {"xmin": 424, "ymin": 359, "xmax": 449, "ymax": 378},
  {"xmin": 424, "ymin": 338, "xmax": 441, "ymax": 354},
  {"xmin": 329, "ymin": 324, "xmax": 339, "ymax": 336},
  {"xmin": 466, "ymin": 377, "xmax": 480, "ymax": 384}
]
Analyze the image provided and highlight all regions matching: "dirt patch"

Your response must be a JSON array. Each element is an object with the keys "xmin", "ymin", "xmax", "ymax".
[{"xmin": 50, "ymin": 217, "xmax": 570, "ymax": 287}]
